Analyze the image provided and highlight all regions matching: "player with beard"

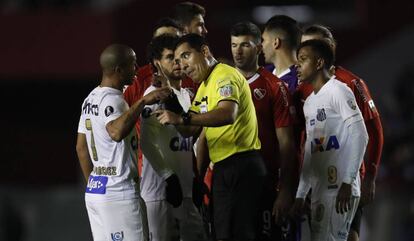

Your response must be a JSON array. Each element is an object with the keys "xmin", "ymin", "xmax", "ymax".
[
  {"xmin": 140, "ymin": 35, "xmax": 207, "ymax": 241},
  {"xmin": 230, "ymin": 21, "xmax": 299, "ymax": 241}
]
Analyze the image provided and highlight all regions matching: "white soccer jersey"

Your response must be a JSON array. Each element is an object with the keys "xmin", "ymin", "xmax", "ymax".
[
  {"xmin": 297, "ymin": 77, "xmax": 365, "ymax": 199},
  {"xmin": 140, "ymin": 85, "xmax": 194, "ymax": 201},
  {"xmin": 78, "ymin": 86, "xmax": 139, "ymax": 202}
]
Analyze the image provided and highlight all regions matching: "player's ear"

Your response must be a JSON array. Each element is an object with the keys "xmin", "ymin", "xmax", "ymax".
[
  {"xmin": 316, "ymin": 57, "xmax": 325, "ymax": 71},
  {"xmin": 274, "ymin": 37, "xmax": 281, "ymax": 49},
  {"xmin": 153, "ymin": 59, "xmax": 161, "ymax": 73},
  {"xmin": 114, "ymin": 65, "xmax": 122, "ymax": 74},
  {"xmin": 201, "ymin": 45, "xmax": 210, "ymax": 58}
]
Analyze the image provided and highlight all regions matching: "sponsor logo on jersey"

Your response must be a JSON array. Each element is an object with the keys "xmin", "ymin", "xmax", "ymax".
[
  {"xmin": 200, "ymin": 102, "xmax": 208, "ymax": 113},
  {"xmin": 310, "ymin": 119, "xmax": 315, "ymax": 126},
  {"xmin": 352, "ymin": 79, "xmax": 368, "ymax": 102},
  {"xmin": 195, "ymin": 96, "xmax": 208, "ymax": 105},
  {"xmin": 337, "ymin": 231, "xmax": 348, "ymax": 240},
  {"xmin": 368, "ymin": 99, "xmax": 376, "ymax": 110},
  {"xmin": 347, "ymin": 99, "xmax": 357, "ymax": 110},
  {"xmin": 316, "ymin": 108, "xmax": 326, "ymax": 121},
  {"xmin": 311, "ymin": 136, "xmax": 340, "ymax": 153},
  {"xmin": 170, "ymin": 136, "xmax": 192, "ymax": 152},
  {"xmin": 93, "ymin": 166, "xmax": 117, "ymax": 176},
  {"xmin": 219, "ymin": 85, "xmax": 233, "ymax": 98},
  {"xmin": 82, "ymin": 100, "xmax": 99, "ymax": 116},
  {"xmin": 195, "ymin": 96, "xmax": 208, "ymax": 113},
  {"xmin": 111, "ymin": 231, "xmax": 124, "ymax": 241},
  {"xmin": 105, "ymin": 106, "xmax": 114, "ymax": 117},
  {"xmin": 86, "ymin": 175, "xmax": 108, "ymax": 194},
  {"xmin": 253, "ymin": 88, "xmax": 266, "ymax": 100}
]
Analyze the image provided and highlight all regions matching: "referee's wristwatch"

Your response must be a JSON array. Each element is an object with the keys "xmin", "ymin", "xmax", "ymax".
[{"xmin": 181, "ymin": 112, "xmax": 192, "ymax": 125}]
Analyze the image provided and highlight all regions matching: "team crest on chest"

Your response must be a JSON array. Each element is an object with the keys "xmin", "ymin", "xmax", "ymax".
[
  {"xmin": 316, "ymin": 108, "xmax": 326, "ymax": 121},
  {"xmin": 347, "ymin": 99, "xmax": 357, "ymax": 110},
  {"xmin": 253, "ymin": 88, "xmax": 266, "ymax": 100},
  {"xmin": 219, "ymin": 85, "xmax": 233, "ymax": 97},
  {"xmin": 104, "ymin": 106, "xmax": 114, "ymax": 117}
]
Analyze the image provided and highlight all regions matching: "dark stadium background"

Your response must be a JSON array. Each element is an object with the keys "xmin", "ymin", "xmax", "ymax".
[{"xmin": 1, "ymin": 0, "xmax": 413, "ymax": 240}]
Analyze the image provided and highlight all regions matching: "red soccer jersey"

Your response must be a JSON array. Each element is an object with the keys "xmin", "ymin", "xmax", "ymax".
[
  {"xmin": 335, "ymin": 66, "xmax": 381, "ymax": 177},
  {"xmin": 124, "ymin": 64, "xmax": 200, "ymax": 106},
  {"xmin": 294, "ymin": 66, "xmax": 379, "ymax": 121},
  {"xmin": 334, "ymin": 66, "xmax": 379, "ymax": 121},
  {"xmin": 124, "ymin": 64, "xmax": 154, "ymax": 107},
  {"xmin": 123, "ymin": 64, "xmax": 154, "ymax": 175},
  {"xmin": 249, "ymin": 67, "xmax": 293, "ymax": 181}
]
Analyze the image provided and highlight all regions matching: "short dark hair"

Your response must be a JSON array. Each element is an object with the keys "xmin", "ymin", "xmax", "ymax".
[
  {"xmin": 176, "ymin": 33, "xmax": 209, "ymax": 52},
  {"xmin": 147, "ymin": 34, "xmax": 180, "ymax": 63},
  {"xmin": 230, "ymin": 21, "xmax": 261, "ymax": 44},
  {"xmin": 264, "ymin": 15, "xmax": 301, "ymax": 49},
  {"xmin": 302, "ymin": 24, "xmax": 336, "ymax": 47},
  {"xmin": 298, "ymin": 39, "xmax": 335, "ymax": 69},
  {"xmin": 152, "ymin": 17, "xmax": 183, "ymax": 34},
  {"xmin": 173, "ymin": 2, "xmax": 206, "ymax": 26}
]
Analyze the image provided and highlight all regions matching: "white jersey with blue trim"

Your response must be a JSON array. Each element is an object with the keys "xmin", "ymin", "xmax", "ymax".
[
  {"xmin": 297, "ymin": 77, "xmax": 364, "ymax": 199},
  {"xmin": 78, "ymin": 86, "xmax": 140, "ymax": 202},
  {"xmin": 140, "ymin": 85, "xmax": 194, "ymax": 202}
]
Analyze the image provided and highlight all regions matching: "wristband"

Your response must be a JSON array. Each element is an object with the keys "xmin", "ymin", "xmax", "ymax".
[{"xmin": 181, "ymin": 112, "xmax": 192, "ymax": 125}]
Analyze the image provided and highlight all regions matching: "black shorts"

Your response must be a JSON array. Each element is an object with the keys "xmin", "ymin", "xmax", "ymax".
[
  {"xmin": 256, "ymin": 174, "xmax": 299, "ymax": 241},
  {"xmin": 212, "ymin": 150, "xmax": 266, "ymax": 240},
  {"xmin": 350, "ymin": 205, "xmax": 363, "ymax": 235}
]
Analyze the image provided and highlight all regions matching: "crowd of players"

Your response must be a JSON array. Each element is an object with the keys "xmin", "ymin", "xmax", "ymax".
[{"xmin": 76, "ymin": 2, "xmax": 384, "ymax": 241}]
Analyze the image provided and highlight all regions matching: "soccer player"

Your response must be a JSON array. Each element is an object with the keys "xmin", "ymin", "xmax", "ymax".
[
  {"xmin": 230, "ymin": 21, "xmax": 298, "ymax": 241},
  {"xmin": 172, "ymin": 1, "xmax": 208, "ymax": 37},
  {"xmin": 293, "ymin": 39, "xmax": 369, "ymax": 241},
  {"xmin": 124, "ymin": 17, "xmax": 185, "ymax": 113},
  {"xmin": 262, "ymin": 15, "xmax": 302, "ymax": 93},
  {"xmin": 76, "ymin": 44, "xmax": 171, "ymax": 241},
  {"xmin": 155, "ymin": 34, "xmax": 266, "ymax": 241},
  {"xmin": 261, "ymin": 15, "xmax": 305, "ymax": 184},
  {"xmin": 140, "ymin": 34, "xmax": 207, "ymax": 241},
  {"xmin": 300, "ymin": 24, "xmax": 384, "ymax": 241}
]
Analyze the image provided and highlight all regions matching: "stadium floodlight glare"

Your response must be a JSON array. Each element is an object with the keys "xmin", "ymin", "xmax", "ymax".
[{"xmin": 252, "ymin": 5, "xmax": 314, "ymax": 24}]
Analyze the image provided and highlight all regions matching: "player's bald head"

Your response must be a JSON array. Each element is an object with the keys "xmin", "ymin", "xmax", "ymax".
[{"xmin": 100, "ymin": 44, "xmax": 136, "ymax": 73}]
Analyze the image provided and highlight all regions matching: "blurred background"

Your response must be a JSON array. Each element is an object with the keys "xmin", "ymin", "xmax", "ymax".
[{"xmin": 0, "ymin": 0, "xmax": 413, "ymax": 240}]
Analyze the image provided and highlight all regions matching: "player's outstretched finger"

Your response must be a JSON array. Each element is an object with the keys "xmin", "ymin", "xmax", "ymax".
[{"xmin": 346, "ymin": 199, "xmax": 351, "ymax": 213}]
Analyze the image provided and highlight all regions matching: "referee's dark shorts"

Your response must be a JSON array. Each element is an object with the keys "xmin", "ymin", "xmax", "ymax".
[{"xmin": 212, "ymin": 150, "xmax": 266, "ymax": 241}]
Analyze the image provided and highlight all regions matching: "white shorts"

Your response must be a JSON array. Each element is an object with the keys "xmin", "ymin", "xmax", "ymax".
[
  {"xmin": 310, "ymin": 195, "xmax": 359, "ymax": 241},
  {"xmin": 85, "ymin": 197, "xmax": 149, "ymax": 241},
  {"xmin": 145, "ymin": 198, "xmax": 207, "ymax": 241}
]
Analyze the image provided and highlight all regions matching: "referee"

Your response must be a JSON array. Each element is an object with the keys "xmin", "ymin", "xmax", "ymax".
[{"xmin": 155, "ymin": 34, "xmax": 266, "ymax": 241}]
